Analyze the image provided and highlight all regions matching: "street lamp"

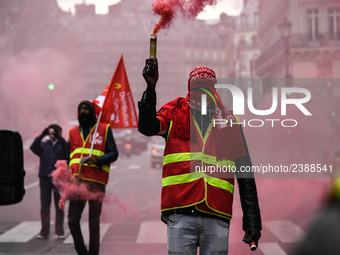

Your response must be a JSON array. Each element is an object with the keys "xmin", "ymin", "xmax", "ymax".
[{"xmin": 278, "ymin": 17, "xmax": 292, "ymax": 79}]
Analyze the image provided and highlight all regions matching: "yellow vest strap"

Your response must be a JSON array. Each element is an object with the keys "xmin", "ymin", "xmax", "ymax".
[
  {"xmin": 70, "ymin": 148, "xmax": 105, "ymax": 159},
  {"xmin": 163, "ymin": 152, "xmax": 235, "ymax": 168},
  {"xmin": 69, "ymin": 158, "xmax": 110, "ymax": 173},
  {"xmin": 162, "ymin": 172, "xmax": 234, "ymax": 194}
]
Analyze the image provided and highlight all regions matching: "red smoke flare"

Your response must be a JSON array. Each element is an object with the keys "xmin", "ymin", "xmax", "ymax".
[
  {"xmin": 51, "ymin": 160, "xmax": 129, "ymax": 214},
  {"xmin": 51, "ymin": 160, "xmax": 105, "ymax": 210},
  {"xmin": 152, "ymin": 0, "xmax": 218, "ymax": 34}
]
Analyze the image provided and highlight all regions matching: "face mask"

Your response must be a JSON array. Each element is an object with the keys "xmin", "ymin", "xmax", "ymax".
[{"xmin": 78, "ymin": 113, "xmax": 93, "ymax": 128}]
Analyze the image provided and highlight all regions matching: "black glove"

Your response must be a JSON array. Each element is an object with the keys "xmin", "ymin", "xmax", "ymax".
[
  {"xmin": 41, "ymin": 128, "xmax": 49, "ymax": 137},
  {"xmin": 53, "ymin": 129, "xmax": 60, "ymax": 138},
  {"xmin": 142, "ymin": 58, "xmax": 158, "ymax": 88},
  {"xmin": 242, "ymin": 227, "xmax": 261, "ymax": 247}
]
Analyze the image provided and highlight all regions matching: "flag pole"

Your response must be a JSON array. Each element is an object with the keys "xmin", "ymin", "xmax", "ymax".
[{"xmin": 89, "ymin": 110, "xmax": 103, "ymax": 157}]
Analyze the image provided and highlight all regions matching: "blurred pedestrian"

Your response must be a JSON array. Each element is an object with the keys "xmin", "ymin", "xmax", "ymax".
[
  {"xmin": 295, "ymin": 178, "xmax": 340, "ymax": 255},
  {"xmin": 138, "ymin": 58, "xmax": 262, "ymax": 254},
  {"xmin": 30, "ymin": 124, "xmax": 67, "ymax": 239},
  {"xmin": 67, "ymin": 100, "xmax": 119, "ymax": 255}
]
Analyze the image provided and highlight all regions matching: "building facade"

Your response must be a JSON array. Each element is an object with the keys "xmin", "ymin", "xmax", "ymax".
[
  {"xmin": 255, "ymin": 0, "xmax": 340, "ymax": 80},
  {"xmin": 233, "ymin": 0, "xmax": 260, "ymax": 78}
]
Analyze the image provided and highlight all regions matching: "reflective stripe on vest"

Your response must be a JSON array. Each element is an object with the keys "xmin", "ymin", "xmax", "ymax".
[
  {"xmin": 69, "ymin": 160, "xmax": 110, "ymax": 173},
  {"xmin": 162, "ymin": 171, "xmax": 234, "ymax": 194},
  {"xmin": 200, "ymin": 87, "xmax": 217, "ymax": 106},
  {"xmin": 69, "ymin": 148, "xmax": 110, "ymax": 172},
  {"xmin": 163, "ymin": 152, "xmax": 235, "ymax": 168}
]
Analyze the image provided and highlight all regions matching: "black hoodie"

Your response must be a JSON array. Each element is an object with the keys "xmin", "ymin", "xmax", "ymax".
[{"xmin": 77, "ymin": 100, "xmax": 97, "ymax": 139}]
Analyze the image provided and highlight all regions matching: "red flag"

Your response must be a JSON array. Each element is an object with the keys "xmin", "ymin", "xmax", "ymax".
[{"xmin": 92, "ymin": 55, "xmax": 138, "ymax": 129}]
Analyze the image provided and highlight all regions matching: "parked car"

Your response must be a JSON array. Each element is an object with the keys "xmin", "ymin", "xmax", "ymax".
[
  {"xmin": 150, "ymin": 136, "xmax": 165, "ymax": 169},
  {"xmin": 113, "ymin": 129, "xmax": 148, "ymax": 158}
]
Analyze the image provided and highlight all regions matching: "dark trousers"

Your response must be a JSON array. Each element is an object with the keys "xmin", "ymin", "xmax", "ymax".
[
  {"xmin": 39, "ymin": 177, "xmax": 64, "ymax": 236},
  {"xmin": 68, "ymin": 199, "xmax": 103, "ymax": 255}
]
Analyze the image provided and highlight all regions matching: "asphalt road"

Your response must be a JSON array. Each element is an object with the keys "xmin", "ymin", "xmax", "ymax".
[{"xmin": 0, "ymin": 145, "xmax": 331, "ymax": 255}]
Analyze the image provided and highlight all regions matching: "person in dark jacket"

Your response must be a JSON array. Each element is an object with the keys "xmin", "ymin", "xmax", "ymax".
[
  {"xmin": 139, "ymin": 58, "xmax": 262, "ymax": 254},
  {"xmin": 30, "ymin": 124, "xmax": 67, "ymax": 239},
  {"xmin": 295, "ymin": 178, "xmax": 340, "ymax": 255}
]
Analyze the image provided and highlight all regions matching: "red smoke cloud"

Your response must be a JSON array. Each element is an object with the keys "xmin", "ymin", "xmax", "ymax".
[
  {"xmin": 152, "ymin": 0, "xmax": 218, "ymax": 34},
  {"xmin": 51, "ymin": 160, "xmax": 105, "ymax": 210},
  {"xmin": 0, "ymin": 49, "xmax": 76, "ymax": 141},
  {"xmin": 51, "ymin": 160, "xmax": 134, "ymax": 216}
]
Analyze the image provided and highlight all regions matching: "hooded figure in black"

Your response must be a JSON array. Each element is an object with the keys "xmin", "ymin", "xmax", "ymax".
[
  {"xmin": 77, "ymin": 100, "xmax": 97, "ymax": 135},
  {"xmin": 67, "ymin": 100, "xmax": 118, "ymax": 255}
]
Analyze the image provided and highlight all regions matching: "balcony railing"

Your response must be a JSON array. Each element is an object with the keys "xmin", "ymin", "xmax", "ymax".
[{"xmin": 255, "ymin": 33, "xmax": 340, "ymax": 68}]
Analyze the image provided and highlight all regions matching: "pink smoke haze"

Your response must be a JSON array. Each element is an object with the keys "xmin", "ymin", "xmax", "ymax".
[
  {"xmin": 51, "ymin": 160, "xmax": 138, "ymax": 217},
  {"xmin": 152, "ymin": 0, "xmax": 218, "ymax": 34},
  {"xmin": 0, "ymin": 49, "xmax": 79, "ymax": 139},
  {"xmin": 51, "ymin": 160, "xmax": 105, "ymax": 210}
]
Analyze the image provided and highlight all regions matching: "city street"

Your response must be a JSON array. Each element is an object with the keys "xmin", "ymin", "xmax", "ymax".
[
  {"xmin": 0, "ymin": 143, "xmax": 331, "ymax": 255},
  {"xmin": 1, "ymin": 0, "xmax": 339, "ymax": 254}
]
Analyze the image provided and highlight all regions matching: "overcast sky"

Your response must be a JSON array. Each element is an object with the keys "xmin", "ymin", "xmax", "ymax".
[{"xmin": 56, "ymin": 0, "xmax": 243, "ymax": 20}]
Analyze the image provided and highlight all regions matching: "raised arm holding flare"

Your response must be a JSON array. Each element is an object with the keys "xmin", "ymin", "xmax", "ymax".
[{"xmin": 139, "ymin": 58, "xmax": 262, "ymax": 254}]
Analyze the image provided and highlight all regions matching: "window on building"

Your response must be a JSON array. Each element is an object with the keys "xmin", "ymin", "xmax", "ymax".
[
  {"xmin": 195, "ymin": 50, "xmax": 201, "ymax": 59},
  {"xmin": 204, "ymin": 51, "xmax": 209, "ymax": 60},
  {"xmin": 329, "ymin": 7, "xmax": 340, "ymax": 40},
  {"xmin": 220, "ymin": 52, "xmax": 226, "ymax": 61},
  {"xmin": 251, "ymin": 35, "xmax": 259, "ymax": 47},
  {"xmin": 212, "ymin": 51, "xmax": 219, "ymax": 60},
  {"xmin": 307, "ymin": 8, "xmax": 319, "ymax": 41},
  {"xmin": 241, "ymin": 14, "xmax": 247, "ymax": 29},
  {"xmin": 239, "ymin": 37, "xmax": 247, "ymax": 49},
  {"xmin": 253, "ymin": 12, "xmax": 259, "ymax": 28},
  {"xmin": 240, "ymin": 53, "xmax": 247, "ymax": 71}
]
